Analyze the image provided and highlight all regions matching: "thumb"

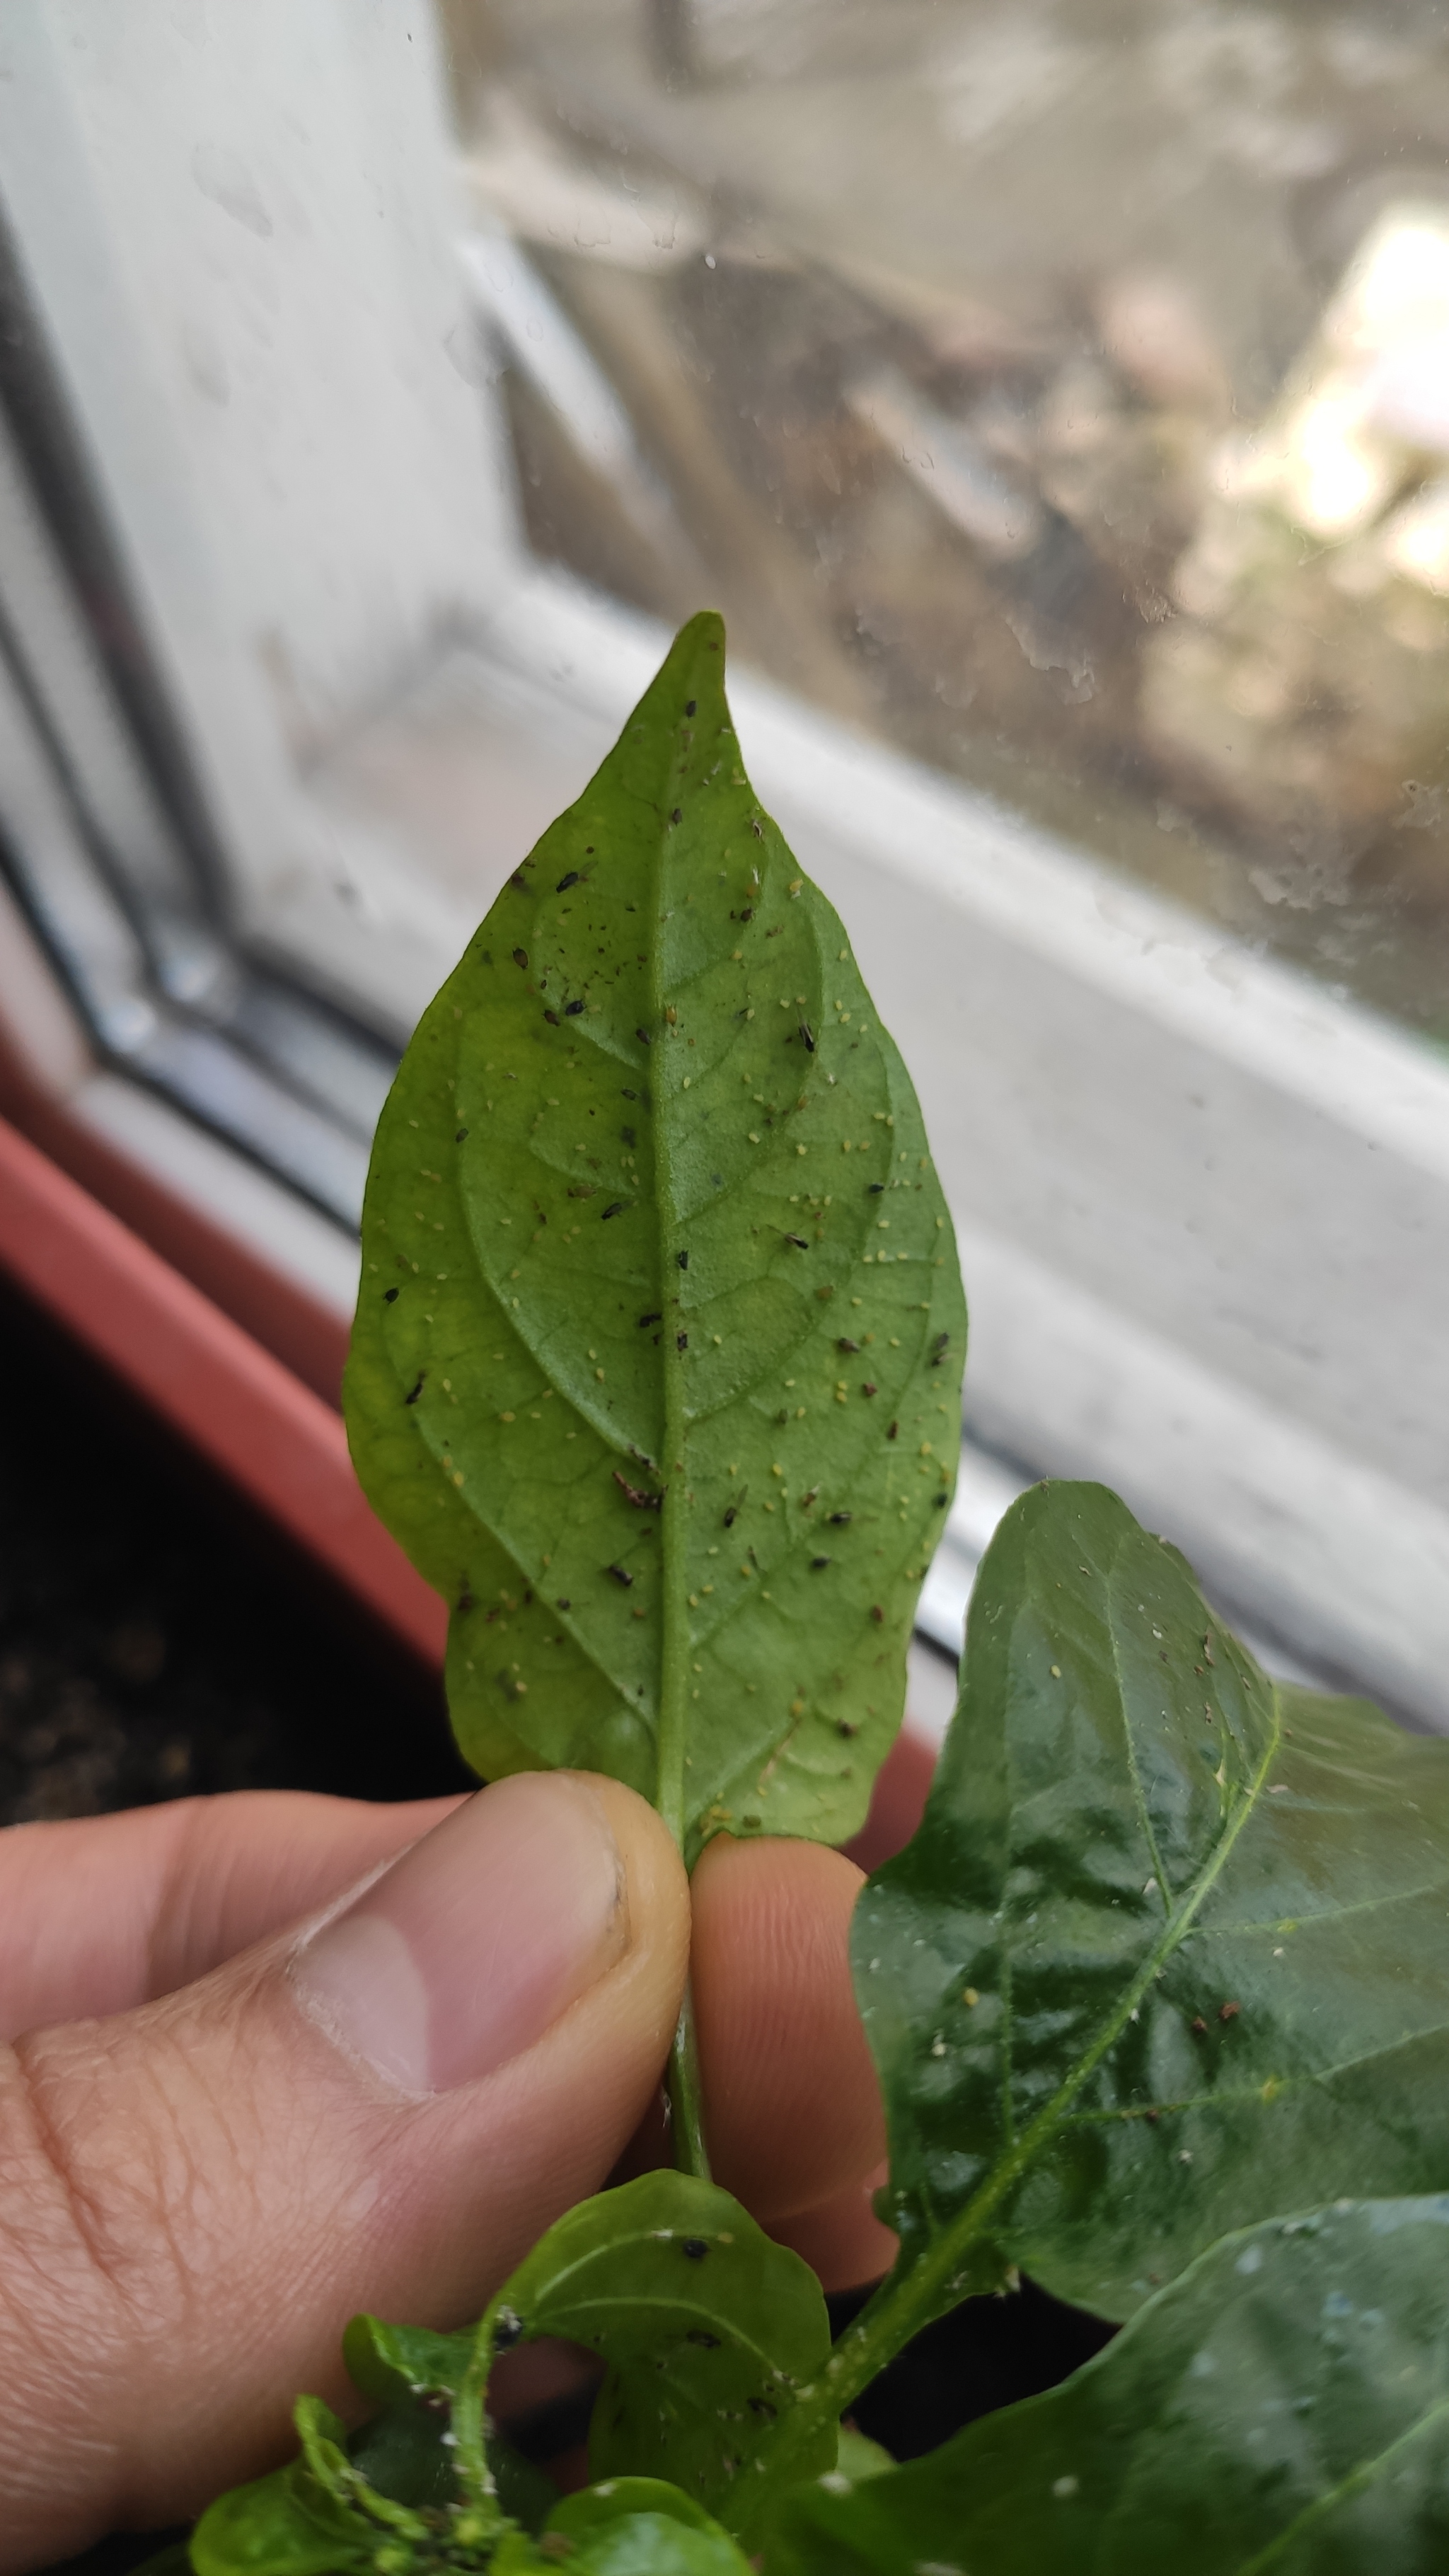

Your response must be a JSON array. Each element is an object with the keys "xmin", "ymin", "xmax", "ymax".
[{"xmin": 0, "ymin": 1772, "xmax": 688, "ymax": 2570}]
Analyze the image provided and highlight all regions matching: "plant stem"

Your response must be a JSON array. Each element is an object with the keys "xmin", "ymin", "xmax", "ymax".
[{"xmin": 666, "ymin": 1980, "xmax": 712, "ymax": 2179}]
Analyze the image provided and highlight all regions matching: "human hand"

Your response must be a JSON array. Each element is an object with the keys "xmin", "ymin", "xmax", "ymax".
[{"xmin": 0, "ymin": 1776, "xmax": 891, "ymax": 2569}]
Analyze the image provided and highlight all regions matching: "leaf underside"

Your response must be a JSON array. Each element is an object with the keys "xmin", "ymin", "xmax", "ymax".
[
  {"xmin": 857, "ymin": 1479, "xmax": 1449, "ymax": 2328},
  {"xmin": 345, "ymin": 611, "xmax": 964, "ymax": 1856},
  {"xmin": 487, "ymin": 2172, "xmax": 834, "ymax": 2520},
  {"xmin": 768, "ymin": 2197, "xmax": 1449, "ymax": 2576}
]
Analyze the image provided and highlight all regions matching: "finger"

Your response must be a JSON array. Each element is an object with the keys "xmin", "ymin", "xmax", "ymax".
[
  {"xmin": 0, "ymin": 1771, "xmax": 688, "ymax": 2569},
  {"xmin": 0, "ymin": 1791, "xmax": 463, "ymax": 2039},
  {"xmin": 690, "ymin": 1834, "xmax": 889, "ymax": 2260},
  {"xmin": 769, "ymin": 2164, "xmax": 897, "ymax": 2294}
]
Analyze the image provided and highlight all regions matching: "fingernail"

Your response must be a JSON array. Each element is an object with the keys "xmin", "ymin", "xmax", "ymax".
[{"xmin": 292, "ymin": 1772, "xmax": 628, "ymax": 2093}]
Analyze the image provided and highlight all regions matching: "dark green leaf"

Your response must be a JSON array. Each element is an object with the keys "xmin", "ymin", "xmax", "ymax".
[
  {"xmin": 344, "ymin": 611, "xmax": 964, "ymax": 1856},
  {"xmin": 767, "ymin": 2198, "xmax": 1449, "ymax": 2576},
  {"xmin": 490, "ymin": 2170, "xmax": 833, "ymax": 2520},
  {"xmin": 858, "ymin": 1480, "xmax": 1449, "ymax": 2340}
]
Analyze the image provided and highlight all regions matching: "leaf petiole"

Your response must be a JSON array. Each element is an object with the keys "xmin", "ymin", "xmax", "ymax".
[{"xmin": 666, "ymin": 1982, "xmax": 712, "ymax": 2180}]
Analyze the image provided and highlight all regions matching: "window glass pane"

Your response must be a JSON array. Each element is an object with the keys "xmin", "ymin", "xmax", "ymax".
[{"xmin": 458, "ymin": 0, "xmax": 1449, "ymax": 1040}]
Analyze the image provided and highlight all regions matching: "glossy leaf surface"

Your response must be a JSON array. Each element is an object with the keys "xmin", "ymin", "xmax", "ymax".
[
  {"xmin": 345, "ymin": 611, "xmax": 964, "ymax": 1855},
  {"xmin": 855, "ymin": 1480, "xmax": 1449, "ymax": 2335},
  {"xmin": 768, "ymin": 2199, "xmax": 1449, "ymax": 2576},
  {"xmin": 490, "ymin": 2170, "xmax": 833, "ymax": 2520}
]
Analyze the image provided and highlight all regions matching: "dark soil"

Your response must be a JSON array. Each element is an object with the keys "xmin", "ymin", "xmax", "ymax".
[{"xmin": 4, "ymin": 1274, "xmax": 1109, "ymax": 2576}]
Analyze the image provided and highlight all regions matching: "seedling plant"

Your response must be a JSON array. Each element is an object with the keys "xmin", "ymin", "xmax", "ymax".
[{"xmin": 186, "ymin": 620, "xmax": 1449, "ymax": 2576}]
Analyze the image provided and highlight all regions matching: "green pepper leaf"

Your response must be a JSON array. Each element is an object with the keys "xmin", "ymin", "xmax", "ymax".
[
  {"xmin": 766, "ymin": 2197, "xmax": 1449, "ymax": 2576},
  {"xmin": 548, "ymin": 2478, "xmax": 733, "ymax": 2538},
  {"xmin": 565, "ymin": 2515, "xmax": 752, "ymax": 2576},
  {"xmin": 857, "ymin": 1480, "xmax": 1449, "ymax": 2345},
  {"xmin": 342, "ymin": 2314, "xmax": 475, "ymax": 2413},
  {"xmin": 341, "ymin": 2315, "xmax": 556, "ymax": 2531},
  {"xmin": 343, "ymin": 611, "xmax": 964, "ymax": 1857},
  {"xmin": 489, "ymin": 2170, "xmax": 833, "ymax": 2522},
  {"xmin": 549, "ymin": 2485, "xmax": 754, "ymax": 2576},
  {"xmin": 188, "ymin": 2462, "xmax": 376, "ymax": 2576}
]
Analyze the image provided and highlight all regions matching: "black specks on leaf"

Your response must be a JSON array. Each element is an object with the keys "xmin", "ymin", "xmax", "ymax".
[
  {"xmin": 622, "ymin": 1087, "xmax": 638, "ymax": 1102},
  {"xmin": 887, "ymin": 1419, "xmax": 899, "ymax": 1440},
  {"xmin": 722, "ymin": 1489, "xmax": 746, "ymax": 1527},
  {"xmin": 455, "ymin": 1126, "xmax": 468, "ymax": 1142},
  {"xmin": 681, "ymin": 2238, "xmax": 710, "ymax": 2260},
  {"xmin": 686, "ymin": 2328, "xmax": 720, "ymax": 2348},
  {"xmin": 383, "ymin": 1287, "xmax": 399, "ymax": 1303},
  {"xmin": 739, "ymin": 907, "xmax": 754, "ymax": 923},
  {"xmin": 785, "ymin": 1233, "xmax": 809, "ymax": 1252},
  {"xmin": 556, "ymin": 1598, "xmax": 572, "ymax": 1610},
  {"xmin": 799, "ymin": 1022, "xmax": 815, "ymax": 1053},
  {"xmin": 613, "ymin": 1470, "xmax": 663, "ymax": 1511},
  {"xmin": 638, "ymin": 1311, "xmax": 662, "ymax": 1327},
  {"xmin": 606, "ymin": 1564, "xmax": 634, "ymax": 1588},
  {"xmin": 862, "ymin": 1381, "xmax": 878, "ymax": 1398},
  {"xmin": 622, "ymin": 1126, "xmax": 637, "ymax": 1148},
  {"xmin": 836, "ymin": 1337, "xmax": 860, "ymax": 1353},
  {"xmin": 544, "ymin": 1008, "xmax": 560, "ymax": 1026},
  {"xmin": 868, "ymin": 1182, "xmax": 885, "ymax": 1194},
  {"xmin": 676, "ymin": 1249, "xmax": 689, "ymax": 1270},
  {"xmin": 829, "ymin": 1511, "xmax": 853, "ymax": 1525},
  {"xmin": 509, "ymin": 871, "xmax": 528, "ymax": 891},
  {"xmin": 636, "ymin": 1027, "xmax": 652, "ymax": 1045},
  {"xmin": 870, "ymin": 1605, "xmax": 884, "ymax": 1624},
  {"xmin": 556, "ymin": 870, "xmax": 580, "ymax": 892},
  {"xmin": 494, "ymin": 2307, "xmax": 524, "ymax": 2350},
  {"xmin": 711, "ymin": 1172, "xmax": 723, "ymax": 1186},
  {"xmin": 684, "ymin": 698, "xmax": 697, "ymax": 716},
  {"xmin": 404, "ymin": 1373, "xmax": 426, "ymax": 1406},
  {"xmin": 932, "ymin": 1489, "xmax": 949, "ymax": 1507},
  {"xmin": 677, "ymin": 1332, "xmax": 688, "ymax": 1352},
  {"xmin": 811, "ymin": 1556, "xmax": 831, "ymax": 1571},
  {"xmin": 512, "ymin": 947, "xmax": 529, "ymax": 969},
  {"xmin": 602, "ymin": 1201, "xmax": 628, "ymax": 1220},
  {"xmin": 671, "ymin": 807, "xmax": 683, "ymax": 826},
  {"xmin": 565, "ymin": 998, "xmax": 586, "ymax": 1017}
]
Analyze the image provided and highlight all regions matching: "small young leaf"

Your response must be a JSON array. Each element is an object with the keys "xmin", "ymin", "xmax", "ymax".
[
  {"xmin": 188, "ymin": 2462, "xmax": 376, "ymax": 2576},
  {"xmin": 548, "ymin": 2478, "xmax": 751, "ymax": 2566},
  {"xmin": 766, "ymin": 2197, "xmax": 1449, "ymax": 2576},
  {"xmin": 832, "ymin": 2426, "xmax": 894, "ymax": 2483},
  {"xmin": 555, "ymin": 2506, "xmax": 752, "ymax": 2576},
  {"xmin": 340, "ymin": 2315, "xmax": 557, "ymax": 2529},
  {"xmin": 344, "ymin": 611, "xmax": 964, "ymax": 1856},
  {"xmin": 487, "ymin": 2170, "xmax": 833, "ymax": 2519},
  {"xmin": 342, "ymin": 2313, "xmax": 474, "ymax": 2411},
  {"xmin": 858, "ymin": 1479, "xmax": 1449, "ymax": 2341}
]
